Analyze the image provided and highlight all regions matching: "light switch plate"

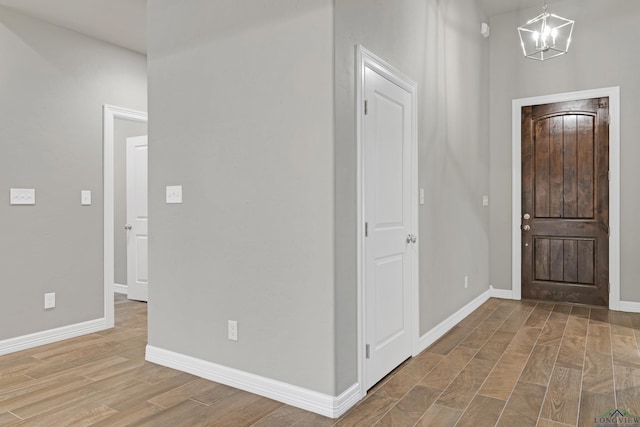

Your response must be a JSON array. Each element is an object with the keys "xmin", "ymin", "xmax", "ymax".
[
  {"xmin": 81, "ymin": 190, "xmax": 92, "ymax": 206},
  {"xmin": 228, "ymin": 320, "xmax": 238, "ymax": 341},
  {"xmin": 419, "ymin": 188, "xmax": 425, "ymax": 205},
  {"xmin": 166, "ymin": 185, "xmax": 183, "ymax": 204},
  {"xmin": 482, "ymin": 195, "xmax": 489, "ymax": 207},
  {"xmin": 10, "ymin": 188, "xmax": 36, "ymax": 205}
]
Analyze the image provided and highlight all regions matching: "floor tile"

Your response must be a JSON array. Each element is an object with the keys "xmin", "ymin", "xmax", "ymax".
[
  {"xmin": 479, "ymin": 352, "xmax": 529, "ymax": 400},
  {"xmin": 496, "ymin": 380, "xmax": 546, "ymax": 427},
  {"xmin": 540, "ymin": 366, "xmax": 582, "ymax": 425},
  {"xmin": 375, "ymin": 385, "xmax": 440, "ymax": 426},
  {"xmin": 435, "ymin": 358, "xmax": 494, "ymax": 410},
  {"xmin": 455, "ymin": 395, "xmax": 505, "ymax": 427},
  {"xmin": 415, "ymin": 405, "xmax": 461, "ymax": 427},
  {"xmin": 419, "ymin": 347, "xmax": 476, "ymax": 390},
  {"xmin": 519, "ymin": 345, "xmax": 559, "ymax": 386}
]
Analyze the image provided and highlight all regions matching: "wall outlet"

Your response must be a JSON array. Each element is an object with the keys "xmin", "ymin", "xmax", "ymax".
[
  {"xmin": 44, "ymin": 292, "xmax": 56, "ymax": 309},
  {"xmin": 464, "ymin": 275, "xmax": 469, "ymax": 289},
  {"xmin": 228, "ymin": 320, "xmax": 238, "ymax": 341}
]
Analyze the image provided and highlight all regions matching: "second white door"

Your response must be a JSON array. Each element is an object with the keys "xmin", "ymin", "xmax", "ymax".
[
  {"xmin": 364, "ymin": 64, "xmax": 416, "ymax": 389},
  {"xmin": 126, "ymin": 135, "xmax": 148, "ymax": 302}
]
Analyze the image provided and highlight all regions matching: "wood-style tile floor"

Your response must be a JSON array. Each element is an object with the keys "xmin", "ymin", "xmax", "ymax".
[{"xmin": 1, "ymin": 295, "xmax": 639, "ymax": 426}]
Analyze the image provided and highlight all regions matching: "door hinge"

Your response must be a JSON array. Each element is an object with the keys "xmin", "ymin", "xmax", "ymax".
[
  {"xmin": 365, "ymin": 222, "xmax": 368, "ymax": 237},
  {"xmin": 365, "ymin": 344, "xmax": 370, "ymax": 359},
  {"xmin": 364, "ymin": 100, "xmax": 368, "ymax": 115},
  {"xmin": 608, "ymin": 170, "xmax": 611, "ymax": 181}
]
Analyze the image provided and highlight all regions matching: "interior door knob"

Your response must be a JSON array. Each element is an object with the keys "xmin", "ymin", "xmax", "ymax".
[
  {"xmin": 406, "ymin": 234, "xmax": 417, "ymax": 243},
  {"xmin": 124, "ymin": 224, "xmax": 132, "ymax": 230},
  {"xmin": 522, "ymin": 225, "xmax": 531, "ymax": 231}
]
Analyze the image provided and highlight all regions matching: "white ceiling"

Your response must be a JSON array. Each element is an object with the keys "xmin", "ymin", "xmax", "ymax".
[
  {"xmin": 480, "ymin": 0, "xmax": 545, "ymax": 17},
  {"xmin": 0, "ymin": 0, "xmax": 546, "ymax": 55},
  {"xmin": 0, "ymin": 0, "xmax": 146, "ymax": 54}
]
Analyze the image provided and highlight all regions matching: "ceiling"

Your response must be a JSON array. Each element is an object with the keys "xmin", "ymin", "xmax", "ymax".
[
  {"xmin": 479, "ymin": 0, "xmax": 545, "ymax": 17},
  {"xmin": 0, "ymin": 0, "xmax": 546, "ymax": 55},
  {"xmin": 0, "ymin": 0, "xmax": 146, "ymax": 54}
]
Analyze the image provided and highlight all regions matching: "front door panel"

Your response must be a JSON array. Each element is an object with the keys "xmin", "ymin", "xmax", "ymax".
[{"xmin": 521, "ymin": 99, "xmax": 609, "ymax": 306}]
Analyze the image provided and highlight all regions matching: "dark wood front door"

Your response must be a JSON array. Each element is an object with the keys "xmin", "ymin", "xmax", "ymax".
[{"xmin": 521, "ymin": 98, "xmax": 609, "ymax": 306}]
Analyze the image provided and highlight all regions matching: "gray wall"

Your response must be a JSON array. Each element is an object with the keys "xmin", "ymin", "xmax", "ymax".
[
  {"xmin": 488, "ymin": 1, "xmax": 640, "ymax": 302},
  {"xmin": 147, "ymin": 0, "xmax": 336, "ymax": 395},
  {"xmin": 148, "ymin": 0, "xmax": 491, "ymax": 397},
  {"xmin": 114, "ymin": 119, "xmax": 148, "ymax": 286},
  {"xmin": 335, "ymin": 0, "xmax": 491, "ymax": 392},
  {"xmin": 0, "ymin": 6, "xmax": 147, "ymax": 340}
]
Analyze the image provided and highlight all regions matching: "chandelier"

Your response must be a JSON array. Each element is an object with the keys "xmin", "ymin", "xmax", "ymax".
[{"xmin": 517, "ymin": 1, "xmax": 574, "ymax": 61}]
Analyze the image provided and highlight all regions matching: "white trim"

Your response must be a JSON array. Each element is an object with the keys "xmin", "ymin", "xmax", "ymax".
[
  {"xmin": 489, "ymin": 285, "xmax": 514, "ymax": 300},
  {"xmin": 619, "ymin": 301, "xmax": 640, "ymax": 313},
  {"xmin": 511, "ymin": 87, "xmax": 620, "ymax": 310},
  {"xmin": 113, "ymin": 283, "xmax": 128, "ymax": 295},
  {"xmin": 0, "ymin": 318, "xmax": 106, "ymax": 356},
  {"xmin": 145, "ymin": 346, "xmax": 360, "ymax": 418},
  {"xmin": 103, "ymin": 105, "xmax": 147, "ymax": 328},
  {"xmin": 355, "ymin": 45, "xmax": 419, "ymax": 397},
  {"xmin": 416, "ymin": 289, "xmax": 491, "ymax": 354}
]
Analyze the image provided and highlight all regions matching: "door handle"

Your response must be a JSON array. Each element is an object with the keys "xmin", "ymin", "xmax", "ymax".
[
  {"xmin": 406, "ymin": 234, "xmax": 417, "ymax": 243},
  {"xmin": 124, "ymin": 224, "xmax": 132, "ymax": 230},
  {"xmin": 522, "ymin": 225, "xmax": 531, "ymax": 231}
]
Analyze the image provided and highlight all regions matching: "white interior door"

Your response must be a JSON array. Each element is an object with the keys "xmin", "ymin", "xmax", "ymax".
[
  {"xmin": 126, "ymin": 135, "xmax": 148, "ymax": 302},
  {"xmin": 364, "ymin": 66, "xmax": 415, "ymax": 389}
]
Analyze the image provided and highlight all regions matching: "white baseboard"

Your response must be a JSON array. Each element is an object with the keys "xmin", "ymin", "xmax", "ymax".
[
  {"xmin": 416, "ymin": 289, "xmax": 491, "ymax": 354},
  {"xmin": 0, "ymin": 318, "xmax": 107, "ymax": 356},
  {"xmin": 145, "ymin": 345, "xmax": 360, "ymax": 418},
  {"xmin": 114, "ymin": 283, "xmax": 128, "ymax": 295},
  {"xmin": 618, "ymin": 301, "xmax": 640, "ymax": 313},
  {"xmin": 489, "ymin": 285, "xmax": 515, "ymax": 300}
]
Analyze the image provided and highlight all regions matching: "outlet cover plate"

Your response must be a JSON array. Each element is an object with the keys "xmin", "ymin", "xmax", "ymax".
[
  {"xmin": 44, "ymin": 292, "xmax": 56, "ymax": 309},
  {"xmin": 81, "ymin": 190, "xmax": 92, "ymax": 206},
  {"xmin": 10, "ymin": 188, "xmax": 35, "ymax": 205},
  {"xmin": 166, "ymin": 186, "xmax": 183, "ymax": 204},
  {"xmin": 228, "ymin": 320, "xmax": 238, "ymax": 341}
]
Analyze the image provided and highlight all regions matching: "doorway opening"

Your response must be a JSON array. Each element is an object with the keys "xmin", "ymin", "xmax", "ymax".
[{"xmin": 103, "ymin": 105, "xmax": 148, "ymax": 328}]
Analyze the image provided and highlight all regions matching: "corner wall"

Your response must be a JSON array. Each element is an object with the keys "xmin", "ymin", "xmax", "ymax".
[
  {"xmin": 147, "ymin": 0, "xmax": 336, "ymax": 395},
  {"xmin": 0, "ymin": 6, "xmax": 147, "ymax": 341}
]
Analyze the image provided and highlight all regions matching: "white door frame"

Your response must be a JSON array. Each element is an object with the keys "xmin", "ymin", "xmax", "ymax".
[
  {"xmin": 511, "ymin": 87, "xmax": 620, "ymax": 310},
  {"xmin": 356, "ymin": 45, "xmax": 419, "ymax": 397},
  {"xmin": 103, "ymin": 104, "xmax": 148, "ymax": 328}
]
